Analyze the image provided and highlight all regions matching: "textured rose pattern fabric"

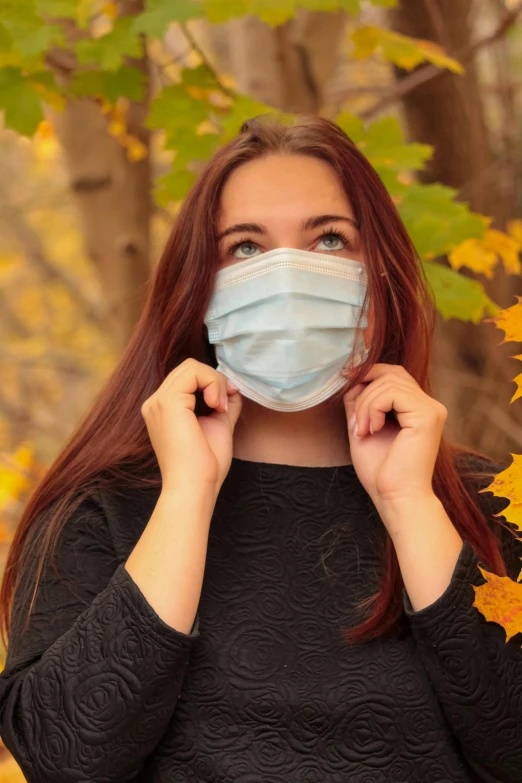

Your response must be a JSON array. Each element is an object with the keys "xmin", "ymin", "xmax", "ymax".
[{"xmin": 0, "ymin": 454, "xmax": 521, "ymax": 782}]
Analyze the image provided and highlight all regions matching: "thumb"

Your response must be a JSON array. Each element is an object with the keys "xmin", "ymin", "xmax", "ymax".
[
  {"xmin": 343, "ymin": 393, "xmax": 357, "ymax": 440},
  {"xmin": 227, "ymin": 390, "xmax": 243, "ymax": 429}
]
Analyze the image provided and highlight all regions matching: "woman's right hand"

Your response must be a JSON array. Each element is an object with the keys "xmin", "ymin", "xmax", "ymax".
[{"xmin": 141, "ymin": 358, "xmax": 242, "ymax": 498}]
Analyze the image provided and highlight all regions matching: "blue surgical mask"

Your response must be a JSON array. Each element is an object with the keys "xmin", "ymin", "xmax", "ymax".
[{"xmin": 204, "ymin": 247, "xmax": 369, "ymax": 412}]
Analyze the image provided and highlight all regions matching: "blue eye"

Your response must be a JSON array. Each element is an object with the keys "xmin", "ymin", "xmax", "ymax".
[
  {"xmin": 229, "ymin": 241, "xmax": 260, "ymax": 259},
  {"xmin": 316, "ymin": 232, "xmax": 346, "ymax": 251}
]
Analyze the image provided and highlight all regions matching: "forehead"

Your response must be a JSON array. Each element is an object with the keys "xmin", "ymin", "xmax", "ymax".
[{"xmin": 218, "ymin": 154, "xmax": 354, "ymax": 227}]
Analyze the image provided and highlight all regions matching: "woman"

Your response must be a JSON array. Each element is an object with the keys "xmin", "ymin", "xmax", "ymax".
[{"xmin": 0, "ymin": 115, "xmax": 520, "ymax": 783}]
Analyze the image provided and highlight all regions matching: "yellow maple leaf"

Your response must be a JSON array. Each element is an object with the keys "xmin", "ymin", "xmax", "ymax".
[
  {"xmin": 415, "ymin": 39, "xmax": 464, "ymax": 74},
  {"xmin": 352, "ymin": 26, "xmax": 463, "ymax": 73},
  {"xmin": 512, "ymin": 355, "xmax": 522, "ymax": 404},
  {"xmin": 483, "ymin": 229, "xmax": 522, "ymax": 275},
  {"xmin": 448, "ymin": 238, "xmax": 498, "ymax": 279},
  {"xmin": 480, "ymin": 453, "xmax": 522, "ymax": 534},
  {"xmin": 102, "ymin": 1, "xmax": 118, "ymax": 20},
  {"xmin": 507, "ymin": 218, "xmax": 522, "ymax": 245},
  {"xmin": 123, "ymin": 134, "xmax": 148, "ymax": 162},
  {"xmin": 486, "ymin": 296, "xmax": 522, "ymax": 344},
  {"xmin": 108, "ymin": 101, "xmax": 128, "ymax": 137},
  {"xmin": 35, "ymin": 119, "xmax": 54, "ymax": 138},
  {"xmin": 351, "ymin": 25, "xmax": 380, "ymax": 59},
  {"xmin": 473, "ymin": 567, "xmax": 522, "ymax": 641},
  {"xmin": 99, "ymin": 96, "xmax": 112, "ymax": 115}
]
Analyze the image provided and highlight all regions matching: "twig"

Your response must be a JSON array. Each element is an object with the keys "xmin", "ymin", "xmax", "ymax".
[
  {"xmin": 423, "ymin": 0, "xmax": 453, "ymax": 52},
  {"xmin": 153, "ymin": 43, "xmax": 195, "ymax": 86},
  {"xmin": 0, "ymin": 193, "xmax": 107, "ymax": 327},
  {"xmin": 360, "ymin": 0, "xmax": 522, "ymax": 120},
  {"xmin": 179, "ymin": 22, "xmax": 235, "ymax": 97}
]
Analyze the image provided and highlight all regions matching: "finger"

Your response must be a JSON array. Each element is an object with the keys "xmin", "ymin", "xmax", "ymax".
[
  {"xmin": 226, "ymin": 378, "xmax": 240, "ymax": 394},
  {"xmin": 359, "ymin": 363, "xmax": 418, "ymax": 387},
  {"xmin": 167, "ymin": 359, "xmax": 230, "ymax": 413},
  {"xmin": 226, "ymin": 389, "xmax": 243, "ymax": 428},
  {"xmin": 350, "ymin": 375, "xmax": 406, "ymax": 423},
  {"xmin": 206, "ymin": 372, "xmax": 232, "ymax": 413},
  {"xmin": 343, "ymin": 382, "xmax": 367, "ymax": 405},
  {"xmin": 355, "ymin": 381, "xmax": 417, "ymax": 437},
  {"xmin": 207, "ymin": 377, "xmax": 242, "ymax": 418}
]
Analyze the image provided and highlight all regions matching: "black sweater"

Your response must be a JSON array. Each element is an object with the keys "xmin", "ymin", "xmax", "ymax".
[{"xmin": 0, "ymin": 454, "xmax": 521, "ymax": 783}]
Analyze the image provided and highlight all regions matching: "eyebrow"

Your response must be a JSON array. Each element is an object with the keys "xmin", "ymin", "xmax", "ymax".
[{"xmin": 217, "ymin": 214, "xmax": 359, "ymax": 241}]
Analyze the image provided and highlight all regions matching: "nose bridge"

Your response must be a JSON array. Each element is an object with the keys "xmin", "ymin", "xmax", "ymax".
[
  {"xmin": 260, "ymin": 214, "xmax": 307, "ymax": 250},
  {"xmin": 273, "ymin": 231, "xmax": 304, "ymax": 250}
]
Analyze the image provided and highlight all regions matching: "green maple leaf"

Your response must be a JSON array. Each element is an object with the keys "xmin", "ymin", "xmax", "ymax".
[
  {"xmin": 154, "ymin": 168, "xmax": 196, "ymax": 205},
  {"xmin": 75, "ymin": 17, "xmax": 143, "ymax": 71},
  {"xmin": 399, "ymin": 184, "xmax": 486, "ymax": 259},
  {"xmin": 1, "ymin": 0, "xmax": 65, "ymax": 57},
  {"xmin": 35, "ymin": 0, "xmax": 77, "ymax": 17},
  {"xmin": 423, "ymin": 261, "xmax": 499, "ymax": 323},
  {"xmin": 71, "ymin": 66, "xmax": 146, "ymax": 102},
  {"xmin": 146, "ymin": 84, "xmax": 212, "ymax": 151},
  {"xmin": 132, "ymin": 0, "xmax": 204, "ymax": 37},
  {"xmin": 202, "ymin": 0, "xmax": 369, "ymax": 25},
  {"xmin": 0, "ymin": 66, "xmax": 45, "ymax": 135}
]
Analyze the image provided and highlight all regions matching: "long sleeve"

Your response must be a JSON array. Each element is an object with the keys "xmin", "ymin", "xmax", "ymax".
[
  {"xmin": 0, "ymin": 490, "xmax": 199, "ymax": 783},
  {"xmin": 404, "ymin": 476, "xmax": 522, "ymax": 783}
]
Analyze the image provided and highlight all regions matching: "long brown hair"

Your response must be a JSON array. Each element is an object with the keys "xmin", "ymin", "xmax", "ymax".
[{"xmin": 0, "ymin": 114, "xmax": 513, "ymax": 647}]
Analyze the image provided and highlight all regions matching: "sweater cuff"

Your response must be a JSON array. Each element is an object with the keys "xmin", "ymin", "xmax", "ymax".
[
  {"xmin": 113, "ymin": 563, "xmax": 200, "ymax": 642},
  {"xmin": 402, "ymin": 540, "xmax": 479, "ymax": 627}
]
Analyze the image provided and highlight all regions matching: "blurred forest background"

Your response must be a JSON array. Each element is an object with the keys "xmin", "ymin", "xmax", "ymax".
[{"xmin": 1, "ymin": 0, "xmax": 522, "ymax": 776}]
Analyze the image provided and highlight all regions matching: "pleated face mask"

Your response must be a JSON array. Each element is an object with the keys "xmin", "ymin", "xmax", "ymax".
[{"xmin": 203, "ymin": 247, "xmax": 369, "ymax": 412}]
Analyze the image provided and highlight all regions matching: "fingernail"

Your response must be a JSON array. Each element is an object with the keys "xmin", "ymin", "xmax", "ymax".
[
  {"xmin": 349, "ymin": 413, "xmax": 356, "ymax": 430},
  {"xmin": 224, "ymin": 396, "xmax": 228, "ymax": 412},
  {"xmin": 354, "ymin": 421, "xmax": 359, "ymax": 437},
  {"xmin": 369, "ymin": 422, "xmax": 373, "ymax": 435}
]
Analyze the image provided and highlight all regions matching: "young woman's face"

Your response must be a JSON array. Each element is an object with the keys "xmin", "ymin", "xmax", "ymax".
[
  {"xmin": 217, "ymin": 154, "xmax": 366, "ymax": 270},
  {"xmin": 216, "ymin": 153, "xmax": 372, "ymax": 345}
]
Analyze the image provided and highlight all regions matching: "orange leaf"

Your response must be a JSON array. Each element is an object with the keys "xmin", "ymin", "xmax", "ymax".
[
  {"xmin": 511, "ymin": 354, "xmax": 522, "ymax": 404},
  {"xmin": 448, "ymin": 238, "xmax": 498, "ymax": 279},
  {"xmin": 483, "ymin": 229, "xmax": 522, "ymax": 276},
  {"xmin": 485, "ymin": 296, "xmax": 522, "ymax": 344},
  {"xmin": 507, "ymin": 218, "xmax": 522, "ymax": 245},
  {"xmin": 473, "ymin": 566, "xmax": 522, "ymax": 642},
  {"xmin": 480, "ymin": 453, "xmax": 522, "ymax": 533}
]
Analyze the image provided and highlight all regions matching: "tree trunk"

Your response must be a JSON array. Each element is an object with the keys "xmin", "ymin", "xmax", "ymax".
[
  {"xmin": 391, "ymin": 0, "xmax": 501, "ymax": 219},
  {"xmin": 193, "ymin": 9, "xmax": 347, "ymax": 114},
  {"xmin": 391, "ymin": 0, "xmax": 522, "ymax": 460},
  {"xmin": 46, "ymin": 0, "xmax": 153, "ymax": 351}
]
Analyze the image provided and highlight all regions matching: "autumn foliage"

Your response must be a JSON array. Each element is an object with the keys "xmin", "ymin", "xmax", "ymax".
[{"xmin": 473, "ymin": 299, "xmax": 522, "ymax": 642}]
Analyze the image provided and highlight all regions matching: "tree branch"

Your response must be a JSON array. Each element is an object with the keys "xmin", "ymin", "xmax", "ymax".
[
  {"xmin": 0, "ymin": 189, "xmax": 107, "ymax": 327},
  {"xmin": 179, "ymin": 23, "xmax": 235, "ymax": 97},
  {"xmin": 360, "ymin": 0, "xmax": 522, "ymax": 120}
]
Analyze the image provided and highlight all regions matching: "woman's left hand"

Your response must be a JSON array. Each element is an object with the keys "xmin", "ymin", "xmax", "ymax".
[{"xmin": 343, "ymin": 364, "xmax": 447, "ymax": 514}]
